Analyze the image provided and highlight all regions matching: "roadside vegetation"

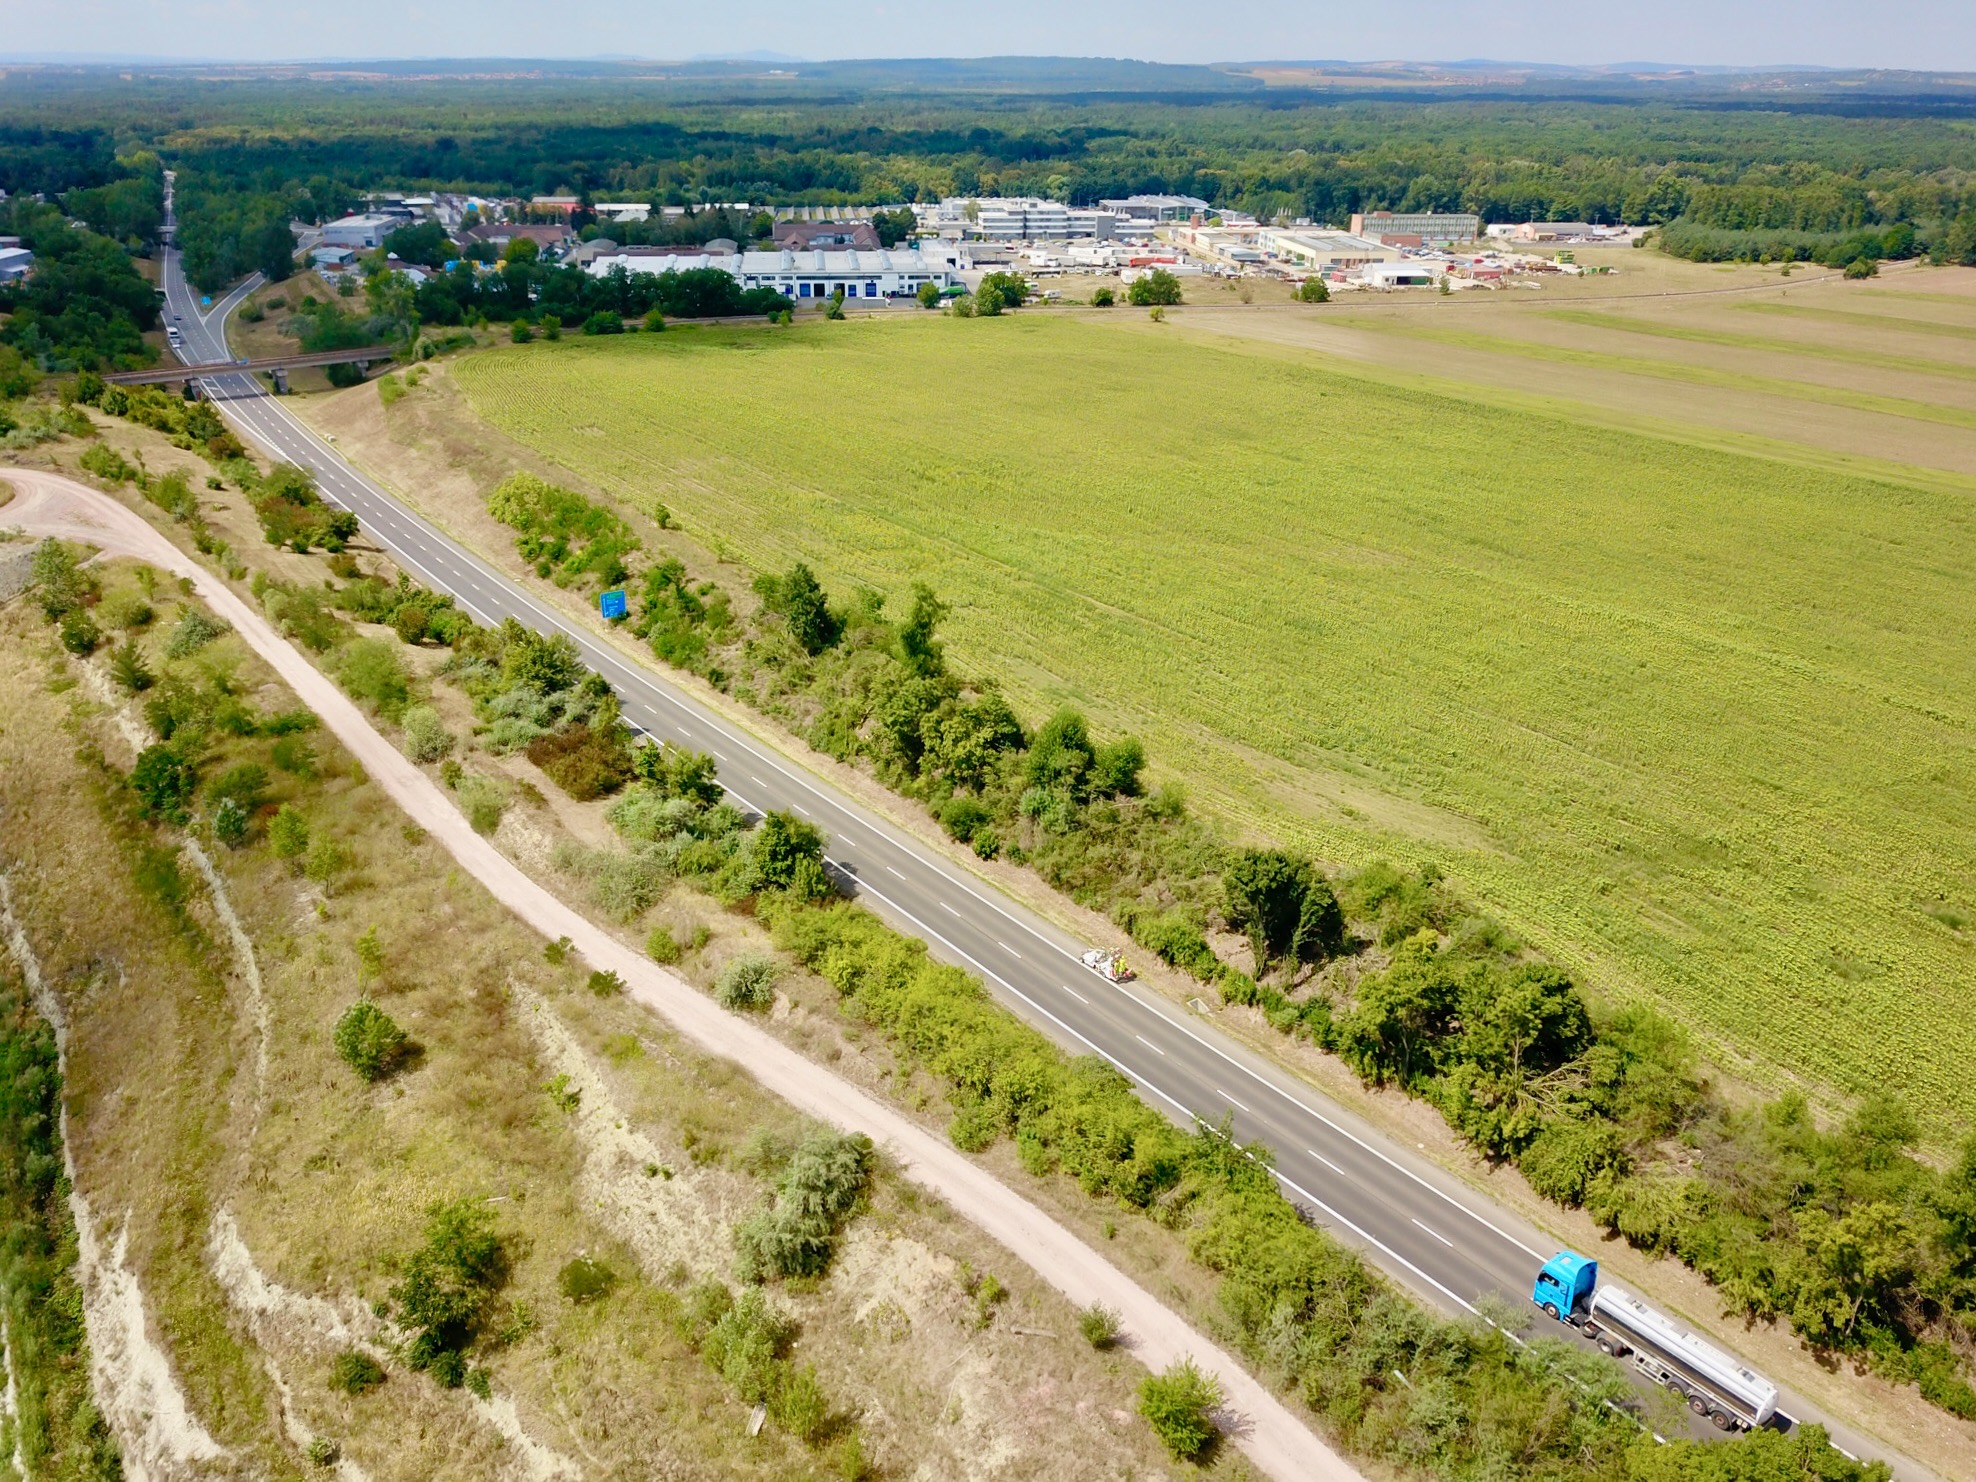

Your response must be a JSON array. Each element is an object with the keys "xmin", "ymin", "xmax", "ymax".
[
  {"xmin": 435, "ymin": 316, "xmax": 1976, "ymax": 1421},
  {"xmin": 0, "ymin": 487, "xmax": 1192, "ymax": 1477},
  {"xmin": 65, "ymin": 454, "xmax": 1892, "ymax": 1477}
]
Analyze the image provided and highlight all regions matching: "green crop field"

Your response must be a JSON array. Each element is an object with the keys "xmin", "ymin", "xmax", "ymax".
[{"xmin": 453, "ymin": 315, "xmax": 1976, "ymax": 1133}]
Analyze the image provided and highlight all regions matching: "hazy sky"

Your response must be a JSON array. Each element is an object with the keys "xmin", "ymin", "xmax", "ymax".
[{"xmin": 16, "ymin": 0, "xmax": 1976, "ymax": 72}]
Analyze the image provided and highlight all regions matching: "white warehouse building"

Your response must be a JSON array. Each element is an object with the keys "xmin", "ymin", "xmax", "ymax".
[{"xmin": 584, "ymin": 246, "xmax": 957, "ymax": 300}]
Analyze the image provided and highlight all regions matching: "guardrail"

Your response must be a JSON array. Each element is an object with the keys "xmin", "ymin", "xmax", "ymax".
[{"xmin": 104, "ymin": 345, "xmax": 399, "ymax": 386}]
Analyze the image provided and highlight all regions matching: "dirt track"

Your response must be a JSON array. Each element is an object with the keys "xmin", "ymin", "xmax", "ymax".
[{"xmin": 4, "ymin": 467, "xmax": 1361, "ymax": 1482}]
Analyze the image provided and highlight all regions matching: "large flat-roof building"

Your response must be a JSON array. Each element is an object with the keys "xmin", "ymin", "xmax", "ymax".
[
  {"xmin": 586, "ymin": 246, "xmax": 956, "ymax": 301},
  {"xmin": 1101, "ymin": 193, "xmax": 1211, "ymax": 226},
  {"xmin": 1350, "ymin": 210, "xmax": 1481, "ymax": 245},
  {"xmin": 1261, "ymin": 229, "xmax": 1398, "ymax": 271},
  {"xmin": 320, "ymin": 213, "xmax": 400, "ymax": 250},
  {"xmin": 929, "ymin": 197, "xmax": 1118, "ymax": 240}
]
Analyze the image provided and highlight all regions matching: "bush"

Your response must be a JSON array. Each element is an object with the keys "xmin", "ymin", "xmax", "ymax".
[
  {"xmin": 716, "ymin": 952, "xmax": 779, "ymax": 1011},
  {"xmin": 268, "ymin": 804, "xmax": 310, "ymax": 861},
  {"xmin": 329, "ymin": 1351, "xmax": 385, "ymax": 1396},
  {"xmin": 1844, "ymin": 256, "xmax": 1879, "ymax": 279},
  {"xmin": 770, "ymin": 1364, "xmax": 830, "ymax": 1445},
  {"xmin": 1127, "ymin": 269, "xmax": 1183, "ymax": 307},
  {"xmin": 510, "ymin": 320, "xmax": 533, "ymax": 343},
  {"xmin": 939, "ymin": 794, "xmax": 992, "ymax": 843},
  {"xmin": 702, "ymin": 1287, "xmax": 789, "ymax": 1403},
  {"xmin": 526, "ymin": 721, "xmax": 633, "ymax": 800},
  {"xmin": 557, "ymin": 1257, "xmax": 617, "ymax": 1304},
  {"xmin": 392, "ymin": 1199, "xmax": 507, "ymax": 1380},
  {"xmin": 1089, "ymin": 286, "xmax": 1115, "ymax": 307},
  {"xmin": 306, "ymin": 1437, "xmax": 338, "ymax": 1467},
  {"xmin": 400, "ymin": 704, "xmax": 455, "ymax": 763},
  {"xmin": 97, "ymin": 590, "xmax": 153, "ymax": 631},
  {"xmin": 457, "ymin": 775, "xmax": 507, "ymax": 835},
  {"xmin": 58, "ymin": 610, "xmax": 101, "ymax": 655},
  {"xmin": 646, "ymin": 927, "xmax": 682, "ymax": 964},
  {"xmin": 164, "ymin": 608, "xmax": 228, "ymax": 659},
  {"xmin": 587, "ymin": 968, "xmax": 625, "ymax": 997},
  {"xmin": 1296, "ymin": 277, "xmax": 1331, "ymax": 303},
  {"xmin": 333, "ymin": 999, "xmax": 409, "ymax": 1082},
  {"xmin": 581, "ymin": 310, "xmax": 624, "ymax": 335},
  {"xmin": 336, "ymin": 638, "xmax": 411, "ymax": 720},
  {"xmin": 131, "ymin": 742, "xmax": 199, "ymax": 822},
  {"xmin": 1137, "ymin": 1359, "xmax": 1220, "ymax": 1461},
  {"xmin": 1078, "ymin": 1303, "xmax": 1121, "ymax": 1349},
  {"xmin": 109, "ymin": 638, "xmax": 154, "ymax": 694},
  {"xmin": 733, "ymin": 1129, "xmax": 872, "ymax": 1282},
  {"xmin": 30, "ymin": 539, "xmax": 94, "ymax": 621}
]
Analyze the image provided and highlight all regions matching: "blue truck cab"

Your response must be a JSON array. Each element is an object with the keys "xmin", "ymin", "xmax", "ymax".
[{"xmin": 1532, "ymin": 1250, "xmax": 1597, "ymax": 1323}]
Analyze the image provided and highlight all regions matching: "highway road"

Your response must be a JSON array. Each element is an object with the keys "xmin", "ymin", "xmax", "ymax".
[{"xmin": 152, "ymin": 179, "xmax": 1923, "ymax": 1477}]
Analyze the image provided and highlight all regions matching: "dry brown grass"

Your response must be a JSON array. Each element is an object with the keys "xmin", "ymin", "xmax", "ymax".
[{"xmin": 1, "ymin": 474, "xmax": 1200, "ymax": 1477}]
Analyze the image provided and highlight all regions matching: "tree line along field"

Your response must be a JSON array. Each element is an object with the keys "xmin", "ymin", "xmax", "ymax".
[{"xmin": 451, "ymin": 315, "xmax": 1976, "ymax": 1136}]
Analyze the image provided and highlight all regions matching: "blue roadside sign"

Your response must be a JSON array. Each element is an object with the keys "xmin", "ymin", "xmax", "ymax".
[
  {"xmin": 201, "ymin": 295, "xmax": 211, "ymax": 306},
  {"xmin": 599, "ymin": 589, "xmax": 628, "ymax": 620}
]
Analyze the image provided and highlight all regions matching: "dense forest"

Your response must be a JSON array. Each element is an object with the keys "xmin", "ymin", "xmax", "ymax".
[{"xmin": 2, "ymin": 65, "xmax": 1975, "ymax": 281}]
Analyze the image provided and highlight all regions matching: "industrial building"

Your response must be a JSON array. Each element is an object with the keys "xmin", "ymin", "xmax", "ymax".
[
  {"xmin": 0, "ymin": 244, "xmax": 32, "ymax": 284},
  {"xmin": 1349, "ymin": 210, "xmax": 1482, "ymax": 245},
  {"xmin": 584, "ymin": 245, "xmax": 957, "ymax": 300},
  {"xmin": 1260, "ymin": 229, "xmax": 1398, "ymax": 271},
  {"xmin": 319, "ymin": 213, "xmax": 401, "ymax": 250},
  {"xmin": 928, "ymin": 197, "xmax": 1119, "ymax": 240},
  {"xmin": 1100, "ymin": 194, "xmax": 1211, "ymax": 226}
]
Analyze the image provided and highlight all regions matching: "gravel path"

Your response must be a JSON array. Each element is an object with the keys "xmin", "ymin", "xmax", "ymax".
[{"xmin": 6, "ymin": 468, "xmax": 1363, "ymax": 1482}]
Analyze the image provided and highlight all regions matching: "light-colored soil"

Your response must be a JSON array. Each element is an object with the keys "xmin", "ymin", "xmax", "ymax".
[
  {"xmin": 1176, "ymin": 256, "xmax": 1976, "ymax": 480},
  {"xmin": 4, "ymin": 467, "xmax": 1349, "ymax": 1481}
]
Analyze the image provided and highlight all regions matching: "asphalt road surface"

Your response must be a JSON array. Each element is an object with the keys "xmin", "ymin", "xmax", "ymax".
[{"xmin": 152, "ymin": 179, "xmax": 1923, "ymax": 1477}]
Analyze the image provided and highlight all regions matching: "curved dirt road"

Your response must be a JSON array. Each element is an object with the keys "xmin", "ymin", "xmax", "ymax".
[{"xmin": 5, "ymin": 467, "xmax": 1363, "ymax": 1482}]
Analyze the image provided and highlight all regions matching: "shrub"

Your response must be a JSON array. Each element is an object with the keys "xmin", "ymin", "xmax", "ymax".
[
  {"xmin": 457, "ymin": 775, "xmax": 507, "ymax": 835},
  {"xmin": 401, "ymin": 704, "xmax": 455, "ymax": 763},
  {"xmin": 392, "ymin": 1199, "xmax": 507, "ymax": 1381},
  {"xmin": 268, "ymin": 804, "xmax": 310, "ymax": 861},
  {"xmin": 1089, "ymin": 286, "xmax": 1115, "ymax": 307},
  {"xmin": 211, "ymin": 796, "xmax": 251, "ymax": 848},
  {"xmin": 109, "ymin": 638, "xmax": 154, "ymax": 694},
  {"xmin": 1127, "ymin": 269, "xmax": 1182, "ymax": 307},
  {"xmin": 557, "ymin": 1257, "xmax": 617, "ymax": 1304},
  {"xmin": 329, "ymin": 1351, "xmax": 385, "ymax": 1396},
  {"xmin": 30, "ymin": 539, "xmax": 94, "ymax": 620},
  {"xmin": 527, "ymin": 721, "xmax": 633, "ymax": 800},
  {"xmin": 771, "ymin": 1364, "xmax": 830, "ymax": 1445},
  {"xmin": 733, "ymin": 1129, "xmax": 873, "ymax": 1282},
  {"xmin": 939, "ymin": 794, "xmax": 992, "ymax": 843},
  {"xmin": 715, "ymin": 952, "xmax": 779, "ymax": 1011},
  {"xmin": 336, "ymin": 638, "xmax": 411, "ymax": 720},
  {"xmin": 208, "ymin": 762, "xmax": 268, "ymax": 820},
  {"xmin": 1137, "ymin": 1359, "xmax": 1220, "ymax": 1461},
  {"xmin": 97, "ymin": 590, "xmax": 153, "ymax": 631},
  {"xmin": 164, "ymin": 608, "xmax": 228, "ymax": 659},
  {"xmin": 1296, "ymin": 277, "xmax": 1331, "ymax": 303},
  {"xmin": 587, "ymin": 968, "xmax": 625, "ymax": 997},
  {"xmin": 58, "ymin": 610, "xmax": 101, "ymax": 655},
  {"xmin": 646, "ymin": 927, "xmax": 682, "ymax": 964},
  {"xmin": 130, "ymin": 742, "xmax": 199, "ymax": 822},
  {"xmin": 1078, "ymin": 1303, "xmax": 1121, "ymax": 1349},
  {"xmin": 510, "ymin": 321, "xmax": 534, "ymax": 343},
  {"xmin": 581, "ymin": 310, "xmax": 624, "ymax": 335},
  {"xmin": 702, "ymin": 1287, "xmax": 790, "ymax": 1403},
  {"xmin": 1844, "ymin": 256, "xmax": 1879, "ymax": 279},
  {"xmin": 304, "ymin": 837, "xmax": 351, "ymax": 886},
  {"xmin": 333, "ymin": 999, "xmax": 409, "ymax": 1082},
  {"xmin": 306, "ymin": 1437, "xmax": 338, "ymax": 1467}
]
